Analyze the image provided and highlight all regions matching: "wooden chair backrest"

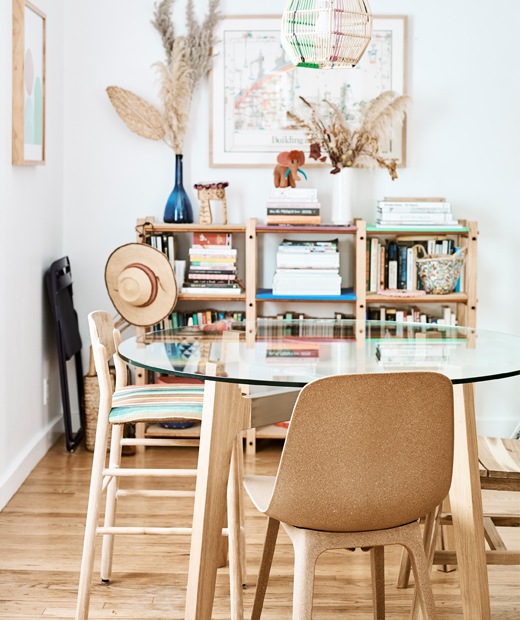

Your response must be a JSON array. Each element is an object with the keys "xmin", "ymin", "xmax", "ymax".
[
  {"xmin": 265, "ymin": 372, "xmax": 454, "ymax": 532},
  {"xmin": 88, "ymin": 311, "xmax": 127, "ymax": 399}
]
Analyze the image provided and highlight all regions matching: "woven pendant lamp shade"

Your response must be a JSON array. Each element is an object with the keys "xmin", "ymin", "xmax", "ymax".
[{"xmin": 281, "ymin": 0, "xmax": 372, "ymax": 69}]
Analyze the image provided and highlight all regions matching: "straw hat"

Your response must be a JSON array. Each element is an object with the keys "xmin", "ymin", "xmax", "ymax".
[{"xmin": 105, "ymin": 243, "xmax": 177, "ymax": 326}]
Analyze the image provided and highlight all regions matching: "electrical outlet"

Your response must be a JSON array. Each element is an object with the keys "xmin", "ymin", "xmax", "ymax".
[{"xmin": 43, "ymin": 377, "xmax": 50, "ymax": 406}]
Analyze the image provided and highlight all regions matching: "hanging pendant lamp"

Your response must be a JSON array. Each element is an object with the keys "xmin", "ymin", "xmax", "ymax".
[{"xmin": 281, "ymin": 0, "xmax": 372, "ymax": 69}]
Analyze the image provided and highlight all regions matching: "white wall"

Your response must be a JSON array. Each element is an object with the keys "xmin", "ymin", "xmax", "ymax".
[
  {"xmin": 0, "ymin": 0, "xmax": 66, "ymax": 509},
  {"xmin": 63, "ymin": 0, "xmax": 520, "ymax": 436},
  {"xmin": 1, "ymin": 0, "xmax": 519, "ymax": 509}
]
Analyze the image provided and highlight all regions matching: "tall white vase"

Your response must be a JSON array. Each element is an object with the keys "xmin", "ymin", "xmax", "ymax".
[{"xmin": 331, "ymin": 167, "xmax": 354, "ymax": 225}]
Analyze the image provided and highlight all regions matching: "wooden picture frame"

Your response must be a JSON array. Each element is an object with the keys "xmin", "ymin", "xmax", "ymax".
[
  {"xmin": 12, "ymin": 0, "xmax": 46, "ymax": 165},
  {"xmin": 210, "ymin": 15, "xmax": 407, "ymax": 168}
]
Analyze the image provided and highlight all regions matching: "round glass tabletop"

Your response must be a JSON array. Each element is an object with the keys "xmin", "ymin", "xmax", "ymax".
[{"xmin": 118, "ymin": 320, "xmax": 520, "ymax": 388}]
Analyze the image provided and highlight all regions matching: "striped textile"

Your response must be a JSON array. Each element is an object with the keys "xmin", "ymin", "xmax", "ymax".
[{"xmin": 109, "ymin": 384, "xmax": 204, "ymax": 425}]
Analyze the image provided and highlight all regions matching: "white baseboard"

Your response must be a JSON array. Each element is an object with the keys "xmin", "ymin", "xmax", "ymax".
[{"xmin": 0, "ymin": 415, "xmax": 63, "ymax": 511}]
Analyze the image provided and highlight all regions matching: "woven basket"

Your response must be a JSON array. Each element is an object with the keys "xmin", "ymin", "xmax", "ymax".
[
  {"xmin": 83, "ymin": 348, "xmax": 115, "ymax": 452},
  {"xmin": 414, "ymin": 246, "xmax": 467, "ymax": 295}
]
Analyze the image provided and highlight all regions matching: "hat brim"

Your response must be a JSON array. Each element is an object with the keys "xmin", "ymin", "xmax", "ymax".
[{"xmin": 105, "ymin": 243, "xmax": 178, "ymax": 327}]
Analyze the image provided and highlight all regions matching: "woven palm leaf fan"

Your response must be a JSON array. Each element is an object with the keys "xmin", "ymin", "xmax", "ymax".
[{"xmin": 281, "ymin": 0, "xmax": 372, "ymax": 69}]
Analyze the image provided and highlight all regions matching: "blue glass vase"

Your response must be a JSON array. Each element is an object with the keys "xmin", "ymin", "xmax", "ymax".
[{"xmin": 163, "ymin": 154, "xmax": 193, "ymax": 223}]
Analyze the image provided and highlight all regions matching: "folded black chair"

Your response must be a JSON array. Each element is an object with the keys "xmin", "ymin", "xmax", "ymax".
[{"xmin": 45, "ymin": 256, "xmax": 85, "ymax": 451}]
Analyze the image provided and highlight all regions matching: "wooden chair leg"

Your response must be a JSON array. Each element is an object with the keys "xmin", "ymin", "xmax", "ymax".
[
  {"xmin": 228, "ymin": 436, "xmax": 244, "ymax": 620},
  {"xmin": 370, "ymin": 546, "xmax": 385, "ymax": 619},
  {"xmin": 76, "ymin": 416, "xmax": 111, "ymax": 620},
  {"xmin": 251, "ymin": 518, "xmax": 280, "ymax": 620},
  {"xmin": 236, "ymin": 435, "xmax": 248, "ymax": 588},
  {"xmin": 100, "ymin": 423, "xmax": 123, "ymax": 583}
]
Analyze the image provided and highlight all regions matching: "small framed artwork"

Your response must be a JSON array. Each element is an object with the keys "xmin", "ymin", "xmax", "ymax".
[
  {"xmin": 210, "ymin": 15, "xmax": 407, "ymax": 168},
  {"xmin": 12, "ymin": 0, "xmax": 46, "ymax": 165}
]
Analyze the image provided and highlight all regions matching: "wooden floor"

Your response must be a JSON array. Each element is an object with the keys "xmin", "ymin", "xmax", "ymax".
[{"xmin": 0, "ymin": 438, "xmax": 519, "ymax": 619}]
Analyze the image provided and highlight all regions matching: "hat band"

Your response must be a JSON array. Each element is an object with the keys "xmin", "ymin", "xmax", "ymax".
[{"xmin": 125, "ymin": 263, "xmax": 158, "ymax": 307}]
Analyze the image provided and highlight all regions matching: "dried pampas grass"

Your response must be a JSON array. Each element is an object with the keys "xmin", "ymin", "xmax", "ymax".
[
  {"xmin": 155, "ymin": 37, "xmax": 192, "ymax": 153},
  {"xmin": 107, "ymin": 0, "xmax": 220, "ymax": 154},
  {"xmin": 289, "ymin": 91, "xmax": 410, "ymax": 180}
]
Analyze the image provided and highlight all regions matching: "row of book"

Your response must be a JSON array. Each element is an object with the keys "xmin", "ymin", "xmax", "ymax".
[
  {"xmin": 153, "ymin": 309, "xmax": 246, "ymax": 331},
  {"xmin": 266, "ymin": 187, "xmax": 321, "ymax": 225},
  {"xmin": 181, "ymin": 232, "xmax": 242, "ymax": 296},
  {"xmin": 367, "ymin": 305, "xmax": 458, "ymax": 326},
  {"xmin": 376, "ymin": 340, "xmax": 465, "ymax": 367},
  {"xmin": 257, "ymin": 313, "xmax": 354, "ymax": 339},
  {"xmin": 145, "ymin": 232, "xmax": 176, "ymax": 268},
  {"xmin": 375, "ymin": 197, "xmax": 460, "ymax": 228},
  {"xmin": 367, "ymin": 237, "xmax": 462, "ymax": 293},
  {"xmin": 273, "ymin": 238, "xmax": 341, "ymax": 295}
]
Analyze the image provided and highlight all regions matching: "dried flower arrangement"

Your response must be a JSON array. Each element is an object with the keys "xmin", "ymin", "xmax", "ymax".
[
  {"xmin": 106, "ymin": 0, "xmax": 220, "ymax": 154},
  {"xmin": 287, "ymin": 91, "xmax": 411, "ymax": 179}
]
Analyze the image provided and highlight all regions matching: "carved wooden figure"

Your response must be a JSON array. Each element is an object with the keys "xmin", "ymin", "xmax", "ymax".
[{"xmin": 194, "ymin": 182, "xmax": 229, "ymax": 225}]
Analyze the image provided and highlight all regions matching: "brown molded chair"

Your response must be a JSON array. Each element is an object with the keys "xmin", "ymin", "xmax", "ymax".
[
  {"xmin": 244, "ymin": 372, "xmax": 455, "ymax": 620},
  {"xmin": 75, "ymin": 311, "xmax": 243, "ymax": 619}
]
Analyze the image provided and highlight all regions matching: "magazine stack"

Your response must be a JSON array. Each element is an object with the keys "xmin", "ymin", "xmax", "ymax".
[
  {"xmin": 272, "ymin": 238, "xmax": 341, "ymax": 295},
  {"xmin": 266, "ymin": 188, "xmax": 321, "ymax": 225}
]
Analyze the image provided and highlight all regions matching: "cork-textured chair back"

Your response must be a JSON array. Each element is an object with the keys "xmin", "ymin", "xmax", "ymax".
[{"xmin": 265, "ymin": 372, "xmax": 454, "ymax": 532}]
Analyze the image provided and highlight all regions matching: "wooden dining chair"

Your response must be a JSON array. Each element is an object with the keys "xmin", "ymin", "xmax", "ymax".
[
  {"xmin": 243, "ymin": 372, "xmax": 455, "ymax": 620},
  {"xmin": 398, "ymin": 434, "xmax": 520, "ymax": 608},
  {"xmin": 75, "ymin": 311, "xmax": 242, "ymax": 620}
]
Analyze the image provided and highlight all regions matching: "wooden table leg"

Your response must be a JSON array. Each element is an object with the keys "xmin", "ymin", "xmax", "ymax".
[
  {"xmin": 449, "ymin": 383, "xmax": 491, "ymax": 619},
  {"xmin": 185, "ymin": 378, "xmax": 249, "ymax": 620}
]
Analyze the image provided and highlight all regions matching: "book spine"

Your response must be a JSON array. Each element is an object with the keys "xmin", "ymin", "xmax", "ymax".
[
  {"xmin": 369, "ymin": 238, "xmax": 379, "ymax": 292},
  {"xmin": 266, "ymin": 215, "xmax": 321, "ymax": 224},
  {"xmin": 377, "ymin": 212, "xmax": 454, "ymax": 222},
  {"xmin": 183, "ymin": 281, "xmax": 240, "ymax": 288},
  {"xmin": 378, "ymin": 201, "xmax": 450, "ymax": 209},
  {"xmin": 279, "ymin": 239, "xmax": 338, "ymax": 248},
  {"xmin": 397, "ymin": 245, "xmax": 408, "ymax": 289},
  {"xmin": 406, "ymin": 247, "xmax": 415, "ymax": 290},
  {"xmin": 266, "ymin": 207, "xmax": 321, "ymax": 215},
  {"xmin": 377, "ymin": 204, "xmax": 451, "ymax": 213},
  {"xmin": 188, "ymin": 274, "xmax": 237, "ymax": 281},
  {"xmin": 192, "ymin": 232, "xmax": 232, "ymax": 247},
  {"xmin": 379, "ymin": 243, "xmax": 386, "ymax": 290}
]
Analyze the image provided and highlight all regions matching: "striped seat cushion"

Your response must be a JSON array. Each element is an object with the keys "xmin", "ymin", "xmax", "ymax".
[{"xmin": 109, "ymin": 384, "xmax": 204, "ymax": 425}]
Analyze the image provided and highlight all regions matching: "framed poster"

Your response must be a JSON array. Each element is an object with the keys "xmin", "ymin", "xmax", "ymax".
[
  {"xmin": 210, "ymin": 15, "xmax": 407, "ymax": 168},
  {"xmin": 12, "ymin": 0, "xmax": 46, "ymax": 165}
]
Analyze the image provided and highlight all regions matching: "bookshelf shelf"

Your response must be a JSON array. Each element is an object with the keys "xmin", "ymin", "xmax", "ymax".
[
  {"xmin": 256, "ymin": 287, "xmax": 356, "ymax": 302},
  {"xmin": 366, "ymin": 292, "xmax": 469, "ymax": 304},
  {"xmin": 257, "ymin": 224, "xmax": 357, "ymax": 234},
  {"xmin": 137, "ymin": 222, "xmax": 246, "ymax": 234},
  {"xmin": 179, "ymin": 293, "xmax": 246, "ymax": 302},
  {"xmin": 366, "ymin": 225, "xmax": 469, "ymax": 234}
]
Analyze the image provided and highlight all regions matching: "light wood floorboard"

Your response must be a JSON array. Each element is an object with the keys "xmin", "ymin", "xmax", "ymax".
[{"xmin": 0, "ymin": 438, "xmax": 518, "ymax": 619}]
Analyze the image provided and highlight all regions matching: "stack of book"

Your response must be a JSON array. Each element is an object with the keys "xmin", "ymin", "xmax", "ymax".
[
  {"xmin": 181, "ymin": 232, "xmax": 241, "ymax": 296},
  {"xmin": 376, "ymin": 197, "xmax": 460, "ymax": 228},
  {"xmin": 266, "ymin": 188, "xmax": 321, "ymax": 225},
  {"xmin": 272, "ymin": 238, "xmax": 341, "ymax": 296}
]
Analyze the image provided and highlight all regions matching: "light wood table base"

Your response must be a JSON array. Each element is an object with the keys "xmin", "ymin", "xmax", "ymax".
[{"xmin": 449, "ymin": 383, "xmax": 491, "ymax": 619}]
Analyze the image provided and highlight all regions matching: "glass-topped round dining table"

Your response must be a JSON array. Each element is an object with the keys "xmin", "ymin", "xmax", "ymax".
[{"xmin": 119, "ymin": 320, "xmax": 520, "ymax": 620}]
